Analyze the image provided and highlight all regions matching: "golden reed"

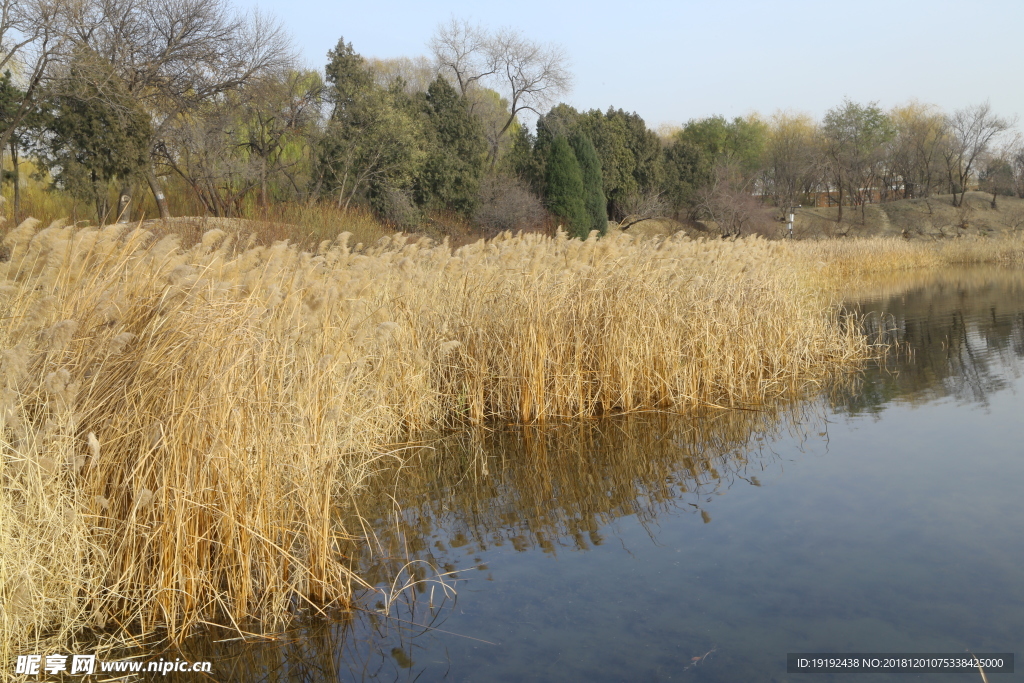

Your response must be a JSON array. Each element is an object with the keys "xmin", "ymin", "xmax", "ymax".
[{"xmin": 1, "ymin": 221, "xmax": 872, "ymax": 662}]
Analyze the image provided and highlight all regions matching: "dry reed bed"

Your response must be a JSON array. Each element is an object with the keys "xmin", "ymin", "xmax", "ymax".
[
  {"xmin": 787, "ymin": 233, "xmax": 1024, "ymax": 281},
  {"xmin": 833, "ymin": 263, "xmax": 1024, "ymax": 303},
  {"xmin": 0, "ymin": 221, "xmax": 868, "ymax": 660}
]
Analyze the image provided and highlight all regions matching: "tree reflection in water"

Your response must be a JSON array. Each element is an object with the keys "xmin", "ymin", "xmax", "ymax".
[{"xmin": 839, "ymin": 266, "xmax": 1024, "ymax": 413}]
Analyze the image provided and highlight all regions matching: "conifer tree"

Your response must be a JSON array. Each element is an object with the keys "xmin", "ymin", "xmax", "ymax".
[
  {"xmin": 546, "ymin": 135, "xmax": 588, "ymax": 238},
  {"xmin": 415, "ymin": 76, "xmax": 487, "ymax": 214},
  {"xmin": 570, "ymin": 132, "xmax": 607, "ymax": 236},
  {"xmin": 33, "ymin": 54, "xmax": 151, "ymax": 223},
  {"xmin": 316, "ymin": 38, "xmax": 425, "ymax": 214},
  {"xmin": 502, "ymin": 123, "xmax": 541, "ymax": 189}
]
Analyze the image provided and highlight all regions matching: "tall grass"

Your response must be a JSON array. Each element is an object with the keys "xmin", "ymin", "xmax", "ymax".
[
  {"xmin": 137, "ymin": 205, "xmax": 389, "ymax": 253},
  {"xmin": 0, "ymin": 222, "xmax": 870, "ymax": 663},
  {"xmin": 239, "ymin": 203, "xmax": 389, "ymax": 249},
  {"xmin": 788, "ymin": 233, "xmax": 1024, "ymax": 281}
]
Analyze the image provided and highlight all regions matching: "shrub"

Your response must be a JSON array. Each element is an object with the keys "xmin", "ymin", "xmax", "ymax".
[{"xmin": 474, "ymin": 176, "xmax": 548, "ymax": 236}]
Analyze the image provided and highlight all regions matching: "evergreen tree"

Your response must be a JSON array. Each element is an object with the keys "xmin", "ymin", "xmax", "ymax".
[
  {"xmin": 415, "ymin": 77, "xmax": 487, "ymax": 214},
  {"xmin": 569, "ymin": 132, "xmax": 607, "ymax": 236},
  {"xmin": 0, "ymin": 71, "xmax": 24, "ymax": 140},
  {"xmin": 662, "ymin": 115, "xmax": 767, "ymax": 219},
  {"xmin": 316, "ymin": 37, "xmax": 426, "ymax": 215},
  {"xmin": 32, "ymin": 54, "xmax": 151, "ymax": 223},
  {"xmin": 325, "ymin": 37, "xmax": 374, "ymax": 120},
  {"xmin": 534, "ymin": 103, "xmax": 582, "ymax": 195},
  {"xmin": 546, "ymin": 135, "xmax": 588, "ymax": 238},
  {"xmin": 537, "ymin": 104, "xmax": 662, "ymax": 220},
  {"xmin": 501, "ymin": 123, "xmax": 541, "ymax": 188}
]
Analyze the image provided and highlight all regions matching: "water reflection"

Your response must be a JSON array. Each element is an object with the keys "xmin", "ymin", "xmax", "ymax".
[
  {"xmin": 166, "ymin": 266, "xmax": 1024, "ymax": 682},
  {"xmin": 840, "ymin": 266, "xmax": 1024, "ymax": 413},
  {"xmin": 168, "ymin": 402, "xmax": 833, "ymax": 681},
  {"xmin": 360, "ymin": 406, "xmax": 818, "ymax": 572},
  {"xmin": 172, "ymin": 609, "xmax": 453, "ymax": 682}
]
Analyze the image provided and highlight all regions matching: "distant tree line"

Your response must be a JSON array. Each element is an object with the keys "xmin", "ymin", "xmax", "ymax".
[
  {"xmin": 506, "ymin": 98, "xmax": 1018, "ymax": 236},
  {"xmin": 0, "ymin": 2, "xmax": 1019, "ymax": 234}
]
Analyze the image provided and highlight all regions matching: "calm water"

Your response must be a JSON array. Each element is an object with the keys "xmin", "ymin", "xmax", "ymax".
[{"xmin": 186, "ymin": 267, "xmax": 1024, "ymax": 682}]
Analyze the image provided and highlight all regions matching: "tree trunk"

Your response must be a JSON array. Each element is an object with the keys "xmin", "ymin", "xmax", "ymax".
[
  {"xmin": 259, "ymin": 157, "xmax": 268, "ymax": 210},
  {"xmin": 206, "ymin": 181, "xmax": 226, "ymax": 218},
  {"xmin": 117, "ymin": 183, "xmax": 132, "ymax": 222},
  {"xmin": 93, "ymin": 171, "xmax": 109, "ymax": 224},
  {"xmin": 836, "ymin": 181, "xmax": 843, "ymax": 222},
  {"xmin": 10, "ymin": 141, "xmax": 20, "ymax": 223},
  {"xmin": 147, "ymin": 170, "xmax": 171, "ymax": 219}
]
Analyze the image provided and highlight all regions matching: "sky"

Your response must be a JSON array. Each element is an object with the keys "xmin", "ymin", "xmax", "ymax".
[{"xmin": 249, "ymin": 0, "xmax": 1024, "ymax": 131}]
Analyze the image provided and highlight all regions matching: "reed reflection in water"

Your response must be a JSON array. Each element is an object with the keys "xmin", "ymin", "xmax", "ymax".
[
  {"xmin": 359, "ymin": 405, "xmax": 826, "ymax": 574},
  {"xmin": 171, "ymin": 401, "xmax": 831, "ymax": 681},
  {"xmin": 169, "ymin": 266, "xmax": 1024, "ymax": 682}
]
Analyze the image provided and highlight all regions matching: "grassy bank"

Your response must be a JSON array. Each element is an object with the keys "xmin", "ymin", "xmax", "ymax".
[
  {"xmin": 792, "ymin": 191, "xmax": 1024, "ymax": 240},
  {"xmin": 1, "ymin": 221, "xmax": 871, "ymax": 662}
]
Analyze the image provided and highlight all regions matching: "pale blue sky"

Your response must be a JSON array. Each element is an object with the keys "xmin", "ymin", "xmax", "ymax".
[{"xmin": 251, "ymin": 0, "xmax": 1024, "ymax": 129}]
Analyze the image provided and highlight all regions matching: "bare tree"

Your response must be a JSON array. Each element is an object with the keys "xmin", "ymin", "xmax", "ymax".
[
  {"xmin": 158, "ymin": 68, "xmax": 322, "ymax": 216},
  {"xmin": 65, "ymin": 0, "xmax": 295, "ymax": 217},
  {"xmin": 366, "ymin": 55, "xmax": 435, "ymax": 94},
  {"xmin": 429, "ymin": 18, "xmax": 495, "ymax": 97},
  {"xmin": 978, "ymin": 142, "xmax": 1019, "ymax": 209},
  {"xmin": 430, "ymin": 19, "xmax": 571, "ymax": 165},
  {"xmin": 1009, "ymin": 136, "xmax": 1024, "ymax": 199},
  {"xmin": 474, "ymin": 175, "xmax": 546, "ymax": 235},
  {"xmin": 763, "ymin": 112, "xmax": 823, "ymax": 210},
  {"xmin": 697, "ymin": 161, "xmax": 773, "ymax": 237},
  {"xmin": 887, "ymin": 102, "xmax": 948, "ymax": 200},
  {"xmin": 822, "ymin": 100, "xmax": 894, "ymax": 223},
  {"xmin": 944, "ymin": 102, "xmax": 1013, "ymax": 207},
  {"xmin": 488, "ymin": 28, "xmax": 571, "ymax": 140},
  {"xmin": 617, "ymin": 190, "xmax": 668, "ymax": 230},
  {"xmin": 238, "ymin": 69, "xmax": 322, "ymax": 208}
]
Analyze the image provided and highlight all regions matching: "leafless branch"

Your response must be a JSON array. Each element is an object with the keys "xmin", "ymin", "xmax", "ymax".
[
  {"xmin": 945, "ymin": 102, "xmax": 1014, "ymax": 207},
  {"xmin": 430, "ymin": 19, "xmax": 571, "ymax": 164},
  {"xmin": 429, "ymin": 17, "xmax": 494, "ymax": 97}
]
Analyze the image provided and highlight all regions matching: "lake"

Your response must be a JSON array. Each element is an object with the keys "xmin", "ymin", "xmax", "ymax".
[{"xmin": 183, "ymin": 266, "xmax": 1024, "ymax": 682}]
